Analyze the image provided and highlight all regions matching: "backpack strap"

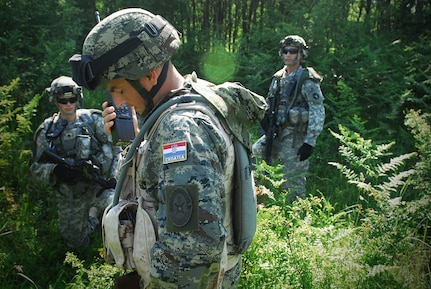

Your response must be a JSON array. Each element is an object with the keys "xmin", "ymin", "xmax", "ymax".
[
  {"xmin": 76, "ymin": 109, "xmax": 104, "ymax": 145},
  {"xmin": 113, "ymin": 94, "xmax": 206, "ymax": 206}
]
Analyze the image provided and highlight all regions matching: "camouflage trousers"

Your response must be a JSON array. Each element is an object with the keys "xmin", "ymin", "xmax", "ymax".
[
  {"xmin": 253, "ymin": 127, "xmax": 309, "ymax": 202},
  {"xmin": 56, "ymin": 182, "xmax": 114, "ymax": 247},
  {"xmin": 142, "ymin": 255, "xmax": 242, "ymax": 288}
]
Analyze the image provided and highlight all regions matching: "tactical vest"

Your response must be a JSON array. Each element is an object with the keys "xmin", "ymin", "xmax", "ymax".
[
  {"xmin": 272, "ymin": 66, "xmax": 322, "ymax": 127},
  {"xmin": 39, "ymin": 109, "xmax": 102, "ymax": 160}
]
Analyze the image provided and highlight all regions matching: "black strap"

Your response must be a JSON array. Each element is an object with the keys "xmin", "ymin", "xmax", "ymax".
[
  {"xmin": 126, "ymin": 61, "xmax": 170, "ymax": 116},
  {"xmin": 46, "ymin": 117, "xmax": 68, "ymax": 140},
  {"xmin": 90, "ymin": 37, "xmax": 143, "ymax": 81}
]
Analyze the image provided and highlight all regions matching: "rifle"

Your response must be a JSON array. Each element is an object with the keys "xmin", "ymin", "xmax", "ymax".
[
  {"xmin": 264, "ymin": 69, "xmax": 303, "ymax": 162},
  {"xmin": 41, "ymin": 149, "xmax": 116, "ymax": 190}
]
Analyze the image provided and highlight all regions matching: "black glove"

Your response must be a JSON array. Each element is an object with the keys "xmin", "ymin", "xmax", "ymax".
[
  {"xmin": 53, "ymin": 163, "xmax": 77, "ymax": 183},
  {"xmin": 114, "ymin": 271, "xmax": 140, "ymax": 289},
  {"xmin": 297, "ymin": 143, "xmax": 313, "ymax": 161}
]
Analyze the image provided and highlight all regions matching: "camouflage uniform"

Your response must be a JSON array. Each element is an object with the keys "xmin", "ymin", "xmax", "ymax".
[
  {"xmin": 70, "ymin": 8, "xmax": 260, "ymax": 287},
  {"xmin": 116, "ymin": 76, "xmax": 242, "ymax": 288},
  {"xmin": 31, "ymin": 109, "xmax": 121, "ymax": 247},
  {"xmin": 253, "ymin": 65, "xmax": 325, "ymax": 201},
  {"xmin": 143, "ymin": 102, "xmax": 237, "ymax": 287}
]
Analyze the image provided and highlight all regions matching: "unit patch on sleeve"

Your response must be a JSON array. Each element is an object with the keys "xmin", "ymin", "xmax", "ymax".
[{"xmin": 162, "ymin": 141, "xmax": 187, "ymax": 164}]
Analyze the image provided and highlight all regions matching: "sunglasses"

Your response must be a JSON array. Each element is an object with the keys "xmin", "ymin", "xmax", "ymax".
[
  {"xmin": 282, "ymin": 47, "xmax": 299, "ymax": 55},
  {"xmin": 57, "ymin": 96, "xmax": 78, "ymax": 104}
]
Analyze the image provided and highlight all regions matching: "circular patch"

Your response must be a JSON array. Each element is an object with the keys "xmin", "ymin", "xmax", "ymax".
[{"xmin": 168, "ymin": 187, "xmax": 193, "ymax": 227}]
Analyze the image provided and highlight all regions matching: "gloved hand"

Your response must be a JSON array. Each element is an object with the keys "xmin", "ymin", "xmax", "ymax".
[
  {"xmin": 53, "ymin": 163, "xmax": 77, "ymax": 183},
  {"xmin": 297, "ymin": 143, "xmax": 313, "ymax": 161}
]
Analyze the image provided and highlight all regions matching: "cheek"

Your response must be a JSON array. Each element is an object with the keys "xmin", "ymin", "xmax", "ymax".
[
  {"xmin": 110, "ymin": 93, "xmax": 123, "ymax": 107},
  {"xmin": 131, "ymin": 96, "xmax": 147, "ymax": 114}
]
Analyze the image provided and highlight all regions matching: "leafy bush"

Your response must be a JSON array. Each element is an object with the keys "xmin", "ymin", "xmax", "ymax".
[{"xmin": 240, "ymin": 117, "xmax": 431, "ymax": 288}]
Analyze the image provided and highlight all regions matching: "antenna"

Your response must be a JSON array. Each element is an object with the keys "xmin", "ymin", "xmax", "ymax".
[{"xmin": 95, "ymin": 11, "xmax": 101, "ymax": 23}]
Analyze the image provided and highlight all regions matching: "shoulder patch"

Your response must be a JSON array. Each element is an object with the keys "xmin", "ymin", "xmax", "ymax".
[
  {"xmin": 166, "ymin": 184, "xmax": 199, "ymax": 232},
  {"xmin": 162, "ymin": 141, "xmax": 187, "ymax": 164}
]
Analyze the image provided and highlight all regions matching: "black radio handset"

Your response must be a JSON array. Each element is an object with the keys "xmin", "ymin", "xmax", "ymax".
[{"xmin": 106, "ymin": 91, "xmax": 135, "ymax": 145}]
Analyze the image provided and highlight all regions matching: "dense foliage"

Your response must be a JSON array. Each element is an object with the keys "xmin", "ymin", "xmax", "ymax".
[{"xmin": 1, "ymin": 0, "xmax": 430, "ymax": 288}]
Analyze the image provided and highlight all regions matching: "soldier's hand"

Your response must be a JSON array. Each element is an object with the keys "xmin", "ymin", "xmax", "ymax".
[
  {"xmin": 53, "ymin": 163, "xmax": 77, "ymax": 182},
  {"xmin": 102, "ymin": 101, "xmax": 116, "ymax": 135},
  {"xmin": 101, "ymin": 101, "xmax": 139, "ymax": 136},
  {"xmin": 297, "ymin": 143, "xmax": 313, "ymax": 161}
]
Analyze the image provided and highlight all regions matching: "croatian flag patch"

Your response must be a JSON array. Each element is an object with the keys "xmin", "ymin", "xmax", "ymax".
[{"xmin": 163, "ymin": 141, "xmax": 187, "ymax": 164}]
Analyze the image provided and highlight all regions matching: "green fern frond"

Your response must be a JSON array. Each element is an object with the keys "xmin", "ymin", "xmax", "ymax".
[
  {"xmin": 328, "ymin": 162, "xmax": 358, "ymax": 182},
  {"xmin": 349, "ymin": 180, "xmax": 377, "ymax": 196},
  {"xmin": 376, "ymin": 153, "xmax": 417, "ymax": 176},
  {"xmin": 377, "ymin": 169, "xmax": 415, "ymax": 194},
  {"xmin": 374, "ymin": 142, "xmax": 395, "ymax": 157}
]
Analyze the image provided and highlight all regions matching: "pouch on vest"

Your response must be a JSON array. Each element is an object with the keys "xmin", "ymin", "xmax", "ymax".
[
  {"xmin": 132, "ymin": 197, "xmax": 156, "ymax": 288},
  {"xmin": 232, "ymin": 138, "xmax": 257, "ymax": 254},
  {"xmin": 102, "ymin": 200, "xmax": 138, "ymax": 270},
  {"xmin": 102, "ymin": 197, "xmax": 156, "ymax": 287}
]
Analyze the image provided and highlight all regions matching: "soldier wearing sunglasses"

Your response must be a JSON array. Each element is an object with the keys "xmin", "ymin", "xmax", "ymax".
[
  {"xmin": 30, "ymin": 76, "xmax": 121, "ymax": 248},
  {"xmin": 253, "ymin": 35, "xmax": 325, "ymax": 203}
]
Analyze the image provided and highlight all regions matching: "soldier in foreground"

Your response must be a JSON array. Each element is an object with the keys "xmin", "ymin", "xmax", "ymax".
[{"xmin": 69, "ymin": 7, "xmax": 263, "ymax": 289}]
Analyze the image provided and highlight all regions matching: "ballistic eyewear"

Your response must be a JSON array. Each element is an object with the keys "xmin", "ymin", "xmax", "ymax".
[
  {"xmin": 56, "ymin": 96, "xmax": 78, "ymax": 104},
  {"xmin": 282, "ymin": 47, "xmax": 299, "ymax": 55}
]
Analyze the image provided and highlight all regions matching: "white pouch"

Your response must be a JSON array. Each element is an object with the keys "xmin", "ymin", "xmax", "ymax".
[
  {"xmin": 102, "ymin": 199, "xmax": 138, "ymax": 270},
  {"xmin": 133, "ymin": 196, "xmax": 157, "ymax": 288}
]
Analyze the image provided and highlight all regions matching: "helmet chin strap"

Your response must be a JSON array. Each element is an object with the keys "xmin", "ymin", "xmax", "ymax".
[{"xmin": 126, "ymin": 61, "xmax": 170, "ymax": 116}]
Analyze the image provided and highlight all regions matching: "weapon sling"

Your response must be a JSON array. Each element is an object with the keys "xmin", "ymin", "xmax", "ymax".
[{"xmin": 264, "ymin": 68, "xmax": 304, "ymax": 161}]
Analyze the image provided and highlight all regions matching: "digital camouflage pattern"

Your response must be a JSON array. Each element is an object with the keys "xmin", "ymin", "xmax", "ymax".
[
  {"xmin": 81, "ymin": 6, "xmax": 262, "ymax": 286},
  {"xmin": 82, "ymin": 8, "xmax": 181, "ymax": 81},
  {"xmin": 189, "ymin": 72, "xmax": 267, "ymax": 151},
  {"xmin": 138, "ymin": 99, "xmax": 239, "ymax": 288},
  {"xmin": 253, "ymin": 66, "xmax": 325, "ymax": 201},
  {"xmin": 107, "ymin": 72, "xmax": 262, "ymax": 288},
  {"xmin": 31, "ymin": 109, "xmax": 121, "ymax": 247},
  {"xmin": 46, "ymin": 76, "xmax": 82, "ymax": 102}
]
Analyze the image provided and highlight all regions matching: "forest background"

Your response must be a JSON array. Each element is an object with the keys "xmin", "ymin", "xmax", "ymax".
[{"xmin": 1, "ymin": 0, "xmax": 431, "ymax": 288}]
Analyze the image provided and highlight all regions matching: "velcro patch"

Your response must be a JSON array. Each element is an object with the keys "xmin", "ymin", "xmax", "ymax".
[
  {"xmin": 166, "ymin": 184, "xmax": 199, "ymax": 232},
  {"xmin": 162, "ymin": 141, "xmax": 187, "ymax": 164}
]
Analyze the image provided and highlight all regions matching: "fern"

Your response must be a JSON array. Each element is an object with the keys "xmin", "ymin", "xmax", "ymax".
[
  {"xmin": 329, "ymin": 124, "xmax": 417, "ymax": 205},
  {"xmin": 404, "ymin": 110, "xmax": 431, "ymax": 192},
  {"xmin": 376, "ymin": 153, "xmax": 417, "ymax": 176},
  {"xmin": 377, "ymin": 169, "xmax": 415, "ymax": 195}
]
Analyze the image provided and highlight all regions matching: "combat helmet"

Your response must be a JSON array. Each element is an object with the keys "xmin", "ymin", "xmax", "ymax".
[
  {"xmin": 279, "ymin": 35, "xmax": 309, "ymax": 58},
  {"xmin": 46, "ymin": 76, "xmax": 82, "ymax": 102},
  {"xmin": 69, "ymin": 8, "xmax": 181, "ymax": 90}
]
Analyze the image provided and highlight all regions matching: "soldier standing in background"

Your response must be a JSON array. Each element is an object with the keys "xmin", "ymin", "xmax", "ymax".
[
  {"xmin": 31, "ymin": 76, "xmax": 121, "ymax": 248},
  {"xmin": 253, "ymin": 35, "xmax": 325, "ymax": 202}
]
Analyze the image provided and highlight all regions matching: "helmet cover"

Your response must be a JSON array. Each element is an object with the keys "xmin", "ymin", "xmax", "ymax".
[
  {"xmin": 279, "ymin": 35, "xmax": 309, "ymax": 58},
  {"xmin": 82, "ymin": 8, "xmax": 181, "ymax": 81},
  {"xmin": 46, "ymin": 76, "xmax": 82, "ymax": 102}
]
